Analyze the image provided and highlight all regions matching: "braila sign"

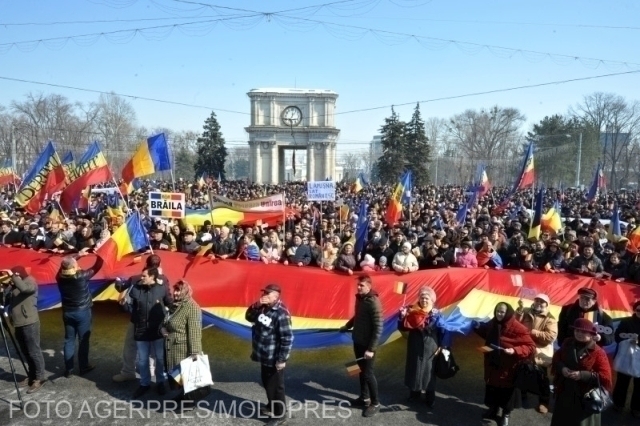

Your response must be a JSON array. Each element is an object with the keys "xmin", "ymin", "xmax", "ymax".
[{"xmin": 148, "ymin": 192, "xmax": 186, "ymax": 219}]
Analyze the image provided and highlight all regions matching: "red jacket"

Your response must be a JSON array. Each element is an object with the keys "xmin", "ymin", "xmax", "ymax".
[
  {"xmin": 551, "ymin": 338, "xmax": 612, "ymax": 395},
  {"xmin": 476, "ymin": 316, "xmax": 536, "ymax": 388}
]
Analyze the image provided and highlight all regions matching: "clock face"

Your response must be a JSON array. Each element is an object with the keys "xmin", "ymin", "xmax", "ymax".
[{"xmin": 281, "ymin": 106, "xmax": 302, "ymax": 127}]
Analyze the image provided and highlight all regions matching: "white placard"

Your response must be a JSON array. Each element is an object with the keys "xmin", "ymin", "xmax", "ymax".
[
  {"xmin": 147, "ymin": 192, "xmax": 186, "ymax": 219},
  {"xmin": 307, "ymin": 181, "xmax": 336, "ymax": 201}
]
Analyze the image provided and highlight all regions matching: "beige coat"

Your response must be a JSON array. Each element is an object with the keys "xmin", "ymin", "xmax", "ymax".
[{"xmin": 515, "ymin": 307, "xmax": 558, "ymax": 367}]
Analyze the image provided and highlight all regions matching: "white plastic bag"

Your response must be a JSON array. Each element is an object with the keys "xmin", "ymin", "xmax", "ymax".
[
  {"xmin": 180, "ymin": 354, "xmax": 214, "ymax": 394},
  {"xmin": 613, "ymin": 339, "xmax": 640, "ymax": 378}
]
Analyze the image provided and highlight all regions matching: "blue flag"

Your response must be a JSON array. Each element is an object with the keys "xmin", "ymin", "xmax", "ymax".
[{"xmin": 354, "ymin": 202, "xmax": 369, "ymax": 255}]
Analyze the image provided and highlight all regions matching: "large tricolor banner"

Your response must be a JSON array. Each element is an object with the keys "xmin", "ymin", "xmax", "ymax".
[
  {"xmin": 2, "ymin": 248, "xmax": 633, "ymax": 351},
  {"xmin": 208, "ymin": 193, "xmax": 285, "ymax": 212}
]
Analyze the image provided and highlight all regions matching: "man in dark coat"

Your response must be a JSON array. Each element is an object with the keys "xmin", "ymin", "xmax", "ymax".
[
  {"xmin": 112, "ymin": 255, "xmax": 170, "ymax": 383},
  {"xmin": 129, "ymin": 267, "xmax": 172, "ymax": 398},
  {"xmin": 55, "ymin": 254, "xmax": 103, "ymax": 377},
  {"xmin": 282, "ymin": 234, "xmax": 311, "ymax": 266},
  {"xmin": 340, "ymin": 275, "xmax": 383, "ymax": 417},
  {"xmin": 557, "ymin": 287, "xmax": 614, "ymax": 348}
]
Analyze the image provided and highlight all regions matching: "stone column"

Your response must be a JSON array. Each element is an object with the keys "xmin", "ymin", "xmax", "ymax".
[
  {"xmin": 323, "ymin": 142, "xmax": 331, "ymax": 180},
  {"xmin": 307, "ymin": 143, "xmax": 315, "ymax": 181},
  {"xmin": 270, "ymin": 142, "xmax": 278, "ymax": 184},
  {"xmin": 254, "ymin": 141, "xmax": 262, "ymax": 184},
  {"xmin": 329, "ymin": 142, "xmax": 336, "ymax": 180},
  {"xmin": 270, "ymin": 97, "xmax": 277, "ymax": 126}
]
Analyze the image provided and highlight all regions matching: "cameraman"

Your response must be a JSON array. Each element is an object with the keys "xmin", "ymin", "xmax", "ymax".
[{"xmin": 2, "ymin": 266, "xmax": 46, "ymax": 394}]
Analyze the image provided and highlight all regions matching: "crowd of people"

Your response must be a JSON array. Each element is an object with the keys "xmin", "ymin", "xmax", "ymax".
[
  {"xmin": 2, "ymin": 178, "xmax": 640, "ymax": 426},
  {"xmin": 1, "ymin": 180, "xmax": 639, "ymax": 284}
]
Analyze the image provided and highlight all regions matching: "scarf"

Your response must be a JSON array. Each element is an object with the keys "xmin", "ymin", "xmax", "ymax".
[{"xmin": 486, "ymin": 302, "xmax": 515, "ymax": 368}]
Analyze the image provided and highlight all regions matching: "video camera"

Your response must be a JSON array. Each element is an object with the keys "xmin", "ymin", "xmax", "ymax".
[{"xmin": 0, "ymin": 271, "xmax": 12, "ymax": 287}]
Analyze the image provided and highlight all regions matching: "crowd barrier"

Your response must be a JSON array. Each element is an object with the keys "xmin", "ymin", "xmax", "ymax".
[{"xmin": 3, "ymin": 247, "xmax": 637, "ymax": 349}]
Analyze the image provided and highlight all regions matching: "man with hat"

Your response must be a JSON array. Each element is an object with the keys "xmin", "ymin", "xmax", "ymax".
[
  {"xmin": 180, "ymin": 230, "xmax": 200, "ymax": 254},
  {"xmin": 55, "ymin": 253, "xmax": 104, "ymax": 377},
  {"xmin": 149, "ymin": 228, "xmax": 170, "ymax": 251},
  {"xmin": 515, "ymin": 294, "xmax": 558, "ymax": 414},
  {"xmin": 245, "ymin": 284, "xmax": 293, "ymax": 426},
  {"xmin": 557, "ymin": 287, "xmax": 614, "ymax": 348}
]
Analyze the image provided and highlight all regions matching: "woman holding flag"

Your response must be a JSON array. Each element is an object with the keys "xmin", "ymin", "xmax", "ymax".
[{"xmin": 397, "ymin": 286, "xmax": 444, "ymax": 408}]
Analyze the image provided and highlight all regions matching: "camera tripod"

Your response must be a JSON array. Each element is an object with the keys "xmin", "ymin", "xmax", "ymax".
[{"xmin": 0, "ymin": 293, "xmax": 27, "ymax": 410}]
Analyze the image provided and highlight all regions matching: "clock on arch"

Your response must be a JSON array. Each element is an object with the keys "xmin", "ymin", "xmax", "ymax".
[{"xmin": 281, "ymin": 106, "xmax": 302, "ymax": 127}]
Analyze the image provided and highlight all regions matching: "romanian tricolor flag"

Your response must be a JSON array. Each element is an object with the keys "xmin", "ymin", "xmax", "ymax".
[
  {"xmin": 394, "ymin": 282, "xmax": 408, "ymax": 295},
  {"xmin": 61, "ymin": 151, "xmax": 78, "ymax": 183},
  {"xmin": 541, "ymin": 200, "xmax": 562, "ymax": 234},
  {"xmin": 477, "ymin": 166, "xmax": 491, "ymax": 197},
  {"xmin": 345, "ymin": 359, "xmax": 361, "ymax": 377},
  {"xmin": 513, "ymin": 141, "xmax": 535, "ymax": 192},
  {"xmin": 0, "ymin": 159, "xmax": 19, "ymax": 186},
  {"xmin": 628, "ymin": 225, "xmax": 640, "ymax": 254},
  {"xmin": 351, "ymin": 173, "xmax": 365, "ymax": 193},
  {"xmin": 121, "ymin": 133, "xmax": 171, "ymax": 185},
  {"xmin": 528, "ymin": 188, "xmax": 543, "ymax": 241},
  {"xmin": 586, "ymin": 163, "xmax": 605, "ymax": 203},
  {"xmin": 385, "ymin": 170, "xmax": 412, "ymax": 226},
  {"xmin": 16, "ymin": 141, "xmax": 65, "ymax": 214},
  {"xmin": 95, "ymin": 211, "xmax": 148, "ymax": 271},
  {"xmin": 59, "ymin": 142, "xmax": 113, "ymax": 212}
]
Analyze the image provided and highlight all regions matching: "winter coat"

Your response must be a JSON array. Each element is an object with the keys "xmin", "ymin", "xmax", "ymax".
[
  {"xmin": 164, "ymin": 298, "xmax": 203, "ymax": 370},
  {"xmin": 345, "ymin": 290, "xmax": 383, "ymax": 352},
  {"xmin": 515, "ymin": 307, "xmax": 558, "ymax": 367},
  {"xmin": 7, "ymin": 275, "xmax": 39, "ymax": 327},
  {"xmin": 398, "ymin": 308, "xmax": 444, "ymax": 391},
  {"xmin": 335, "ymin": 253, "xmax": 357, "ymax": 273},
  {"xmin": 284, "ymin": 244, "xmax": 312, "ymax": 265},
  {"xmin": 56, "ymin": 257, "xmax": 103, "ymax": 311},
  {"xmin": 568, "ymin": 255, "xmax": 604, "ymax": 275},
  {"xmin": 392, "ymin": 251, "xmax": 419, "ymax": 272},
  {"xmin": 455, "ymin": 251, "xmax": 478, "ymax": 268},
  {"xmin": 130, "ymin": 282, "xmax": 172, "ymax": 341},
  {"xmin": 557, "ymin": 301, "xmax": 614, "ymax": 347},
  {"xmin": 475, "ymin": 316, "xmax": 536, "ymax": 388},
  {"xmin": 550, "ymin": 338, "xmax": 612, "ymax": 426},
  {"xmin": 245, "ymin": 299, "xmax": 293, "ymax": 367}
]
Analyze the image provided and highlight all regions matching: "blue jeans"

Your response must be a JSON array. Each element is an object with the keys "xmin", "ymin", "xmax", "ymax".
[
  {"xmin": 62, "ymin": 308, "xmax": 92, "ymax": 372},
  {"xmin": 136, "ymin": 339, "xmax": 165, "ymax": 386}
]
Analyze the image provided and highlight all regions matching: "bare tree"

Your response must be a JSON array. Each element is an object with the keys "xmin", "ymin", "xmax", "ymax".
[
  {"xmin": 341, "ymin": 152, "xmax": 362, "ymax": 181},
  {"xmin": 94, "ymin": 93, "xmax": 137, "ymax": 169}
]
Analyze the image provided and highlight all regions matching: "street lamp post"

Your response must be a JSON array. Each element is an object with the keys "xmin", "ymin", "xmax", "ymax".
[{"xmin": 575, "ymin": 132, "xmax": 582, "ymax": 188}]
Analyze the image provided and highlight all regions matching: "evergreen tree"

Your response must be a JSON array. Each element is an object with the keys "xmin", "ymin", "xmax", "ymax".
[
  {"xmin": 404, "ymin": 103, "xmax": 431, "ymax": 185},
  {"xmin": 375, "ymin": 107, "xmax": 407, "ymax": 184},
  {"xmin": 194, "ymin": 111, "xmax": 227, "ymax": 180}
]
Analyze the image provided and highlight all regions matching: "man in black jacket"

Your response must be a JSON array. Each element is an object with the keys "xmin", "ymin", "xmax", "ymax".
[
  {"xmin": 340, "ymin": 275, "xmax": 383, "ymax": 417},
  {"xmin": 557, "ymin": 287, "xmax": 614, "ymax": 347},
  {"xmin": 129, "ymin": 267, "xmax": 172, "ymax": 398},
  {"xmin": 3, "ymin": 266, "xmax": 46, "ymax": 393},
  {"xmin": 112, "ymin": 255, "xmax": 170, "ymax": 383},
  {"xmin": 56, "ymin": 254, "xmax": 103, "ymax": 377}
]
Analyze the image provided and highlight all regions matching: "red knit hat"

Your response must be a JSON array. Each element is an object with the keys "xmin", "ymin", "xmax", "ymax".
[{"xmin": 571, "ymin": 318, "xmax": 598, "ymax": 335}]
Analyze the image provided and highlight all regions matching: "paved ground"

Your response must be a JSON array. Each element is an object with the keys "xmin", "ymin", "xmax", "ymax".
[{"xmin": 0, "ymin": 302, "xmax": 635, "ymax": 425}]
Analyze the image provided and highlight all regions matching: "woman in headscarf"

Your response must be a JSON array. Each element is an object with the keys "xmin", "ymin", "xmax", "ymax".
[
  {"xmin": 550, "ymin": 318, "xmax": 612, "ymax": 426},
  {"xmin": 398, "ymin": 286, "xmax": 445, "ymax": 409},
  {"xmin": 474, "ymin": 302, "xmax": 535, "ymax": 426},
  {"xmin": 161, "ymin": 280, "xmax": 204, "ymax": 407}
]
